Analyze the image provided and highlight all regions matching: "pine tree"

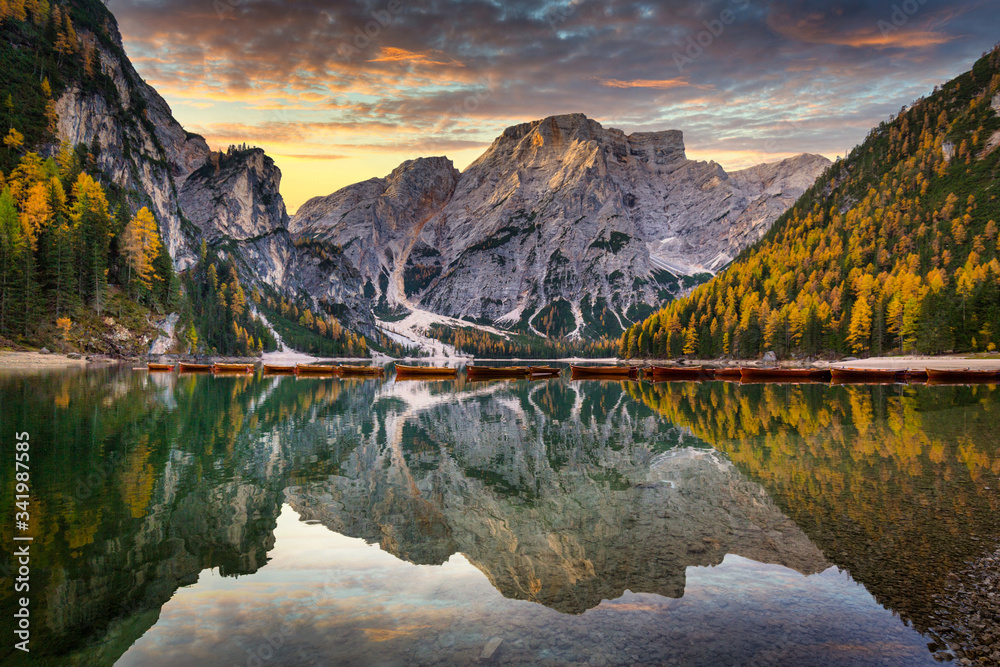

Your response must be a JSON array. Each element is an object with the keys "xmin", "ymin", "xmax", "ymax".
[
  {"xmin": 0, "ymin": 190, "xmax": 22, "ymax": 335},
  {"xmin": 70, "ymin": 173, "xmax": 111, "ymax": 314}
]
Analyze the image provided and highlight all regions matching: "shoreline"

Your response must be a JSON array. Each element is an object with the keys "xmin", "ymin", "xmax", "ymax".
[
  {"xmin": 0, "ymin": 351, "xmax": 93, "ymax": 372},
  {"xmin": 4, "ymin": 350, "xmax": 1000, "ymax": 372}
]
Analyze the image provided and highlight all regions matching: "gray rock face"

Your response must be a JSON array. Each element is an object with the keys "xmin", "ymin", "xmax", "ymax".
[
  {"xmin": 55, "ymin": 24, "xmax": 210, "ymax": 270},
  {"xmin": 179, "ymin": 148, "xmax": 288, "ymax": 243},
  {"xmin": 51, "ymin": 15, "xmax": 375, "ymax": 334},
  {"xmin": 229, "ymin": 230, "xmax": 377, "ymax": 337},
  {"xmin": 294, "ymin": 113, "xmax": 830, "ymax": 335},
  {"xmin": 292, "ymin": 157, "xmax": 460, "ymax": 305}
]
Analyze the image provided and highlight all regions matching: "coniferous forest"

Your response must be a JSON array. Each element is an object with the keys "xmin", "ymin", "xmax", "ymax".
[
  {"xmin": 622, "ymin": 45, "xmax": 1000, "ymax": 360},
  {"xmin": 0, "ymin": 148, "xmax": 178, "ymax": 350}
]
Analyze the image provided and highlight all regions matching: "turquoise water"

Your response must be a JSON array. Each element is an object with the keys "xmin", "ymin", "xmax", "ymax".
[{"xmin": 1, "ymin": 367, "xmax": 998, "ymax": 665}]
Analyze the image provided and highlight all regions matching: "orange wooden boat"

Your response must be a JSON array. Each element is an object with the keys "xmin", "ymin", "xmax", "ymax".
[
  {"xmin": 926, "ymin": 368, "xmax": 1000, "ymax": 383},
  {"xmin": 830, "ymin": 367, "xmax": 904, "ymax": 383},
  {"xmin": 394, "ymin": 364, "xmax": 458, "ymax": 378},
  {"xmin": 147, "ymin": 363, "xmax": 174, "ymax": 372},
  {"xmin": 570, "ymin": 365, "xmax": 639, "ymax": 380},
  {"xmin": 178, "ymin": 362, "xmax": 212, "ymax": 373},
  {"xmin": 295, "ymin": 364, "xmax": 339, "ymax": 375},
  {"xmin": 714, "ymin": 367, "xmax": 743, "ymax": 379},
  {"xmin": 339, "ymin": 365, "xmax": 385, "ymax": 376},
  {"xmin": 740, "ymin": 367, "xmax": 831, "ymax": 382},
  {"xmin": 213, "ymin": 363, "xmax": 254, "ymax": 373},
  {"xmin": 466, "ymin": 365, "xmax": 532, "ymax": 380},
  {"xmin": 262, "ymin": 364, "xmax": 296, "ymax": 374},
  {"xmin": 647, "ymin": 366, "xmax": 711, "ymax": 380}
]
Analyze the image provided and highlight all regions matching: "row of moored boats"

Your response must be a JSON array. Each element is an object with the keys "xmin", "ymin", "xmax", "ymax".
[
  {"xmin": 604, "ymin": 365, "xmax": 1000, "ymax": 383},
  {"xmin": 146, "ymin": 363, "xmax": 385, "ymax": 377},
  {"xmin": 145, "ymin": 362, "xmax": 1000, "ymax": 384}
]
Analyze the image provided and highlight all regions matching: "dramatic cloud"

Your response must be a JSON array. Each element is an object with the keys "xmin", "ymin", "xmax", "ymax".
[{"xmin": 107, "ymin": 0, "xmax": 1000, "ymax": 211}]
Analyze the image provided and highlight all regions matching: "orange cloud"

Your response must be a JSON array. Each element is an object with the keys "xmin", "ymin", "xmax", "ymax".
[
  {"xmin": 599, "ymin": 78, "xmax": 711, "ymax": 90},
  {"xmin": 369, "ymin": 47, "xmax": 464, "ymax": 68},
  {"xmin": 767, "ymin": 7, "xmax": 960, "ymax": 50}
]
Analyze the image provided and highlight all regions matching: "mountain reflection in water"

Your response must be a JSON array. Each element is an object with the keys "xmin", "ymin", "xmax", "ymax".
[{"xmin": 0, "ymin": 369, "xmax": 996, "ymax": 665}]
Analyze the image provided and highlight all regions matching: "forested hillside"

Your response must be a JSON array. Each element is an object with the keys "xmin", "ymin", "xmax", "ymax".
[
  {"xmin": 0, "ymin": 0, "xmax": 373, "ymax": 357},
  {"xmin": 0, "ymin": 147, "xmax": 179, "ymax": 351},
  {"xmin": 622, "ymin": 44, "xmax": 1000, "ymax": 359}
]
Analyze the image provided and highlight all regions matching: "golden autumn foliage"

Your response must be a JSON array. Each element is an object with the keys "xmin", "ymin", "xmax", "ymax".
[
  {"xmin": 624, "ymin": 45, "xmax": 1000, "ymax": 360},
  {"xmin": 120, "ymin": 207, "xmax": 161, "ymax": 293}
]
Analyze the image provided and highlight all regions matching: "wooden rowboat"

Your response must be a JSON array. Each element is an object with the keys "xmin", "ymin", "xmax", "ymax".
[
  {"xmin": 570, "ymin": 365, "xmax": 639, "ymax": 380},
  {"xmin": 926, "ymin": 368, "xmax": 1000, "ymax": 383},
  {"xmin": 339, "ymin": 365, "xmax": 385, "ymax": 376},
  {"xmin": 213, "ymin": 363, "xmax": 254, "ymax": 373},
  {"xmin": 466, "ymin": 365, "xmax": 531, "ymax": 379},
  {"xmin": 147, "ymin": 363, "xmax": 174, "ymax": 372},
  {"xmin": 740, "ymin": 367, "xmax": 832, "ymax": 382},
  {"xmin": 394, "ymin": 364, "xmax": 458, "ymax": 378},
  {"xmin": 830, "ymin": 367, "xmax": 904, "ymax": 383},
  {"xmin": 178, "ymin": 363, "xmax": 212, "ymax": 373},
  {"xmin": 713, "ymin": 368, "xmax": 743, "ymax": 379},
  {"xmin": 262, "ymin": 364, "xmax": 296, "ymax": 374},
  {"xmin": 648, "ymin": 366, "xmax": 711, "ymax": 380},
  {"xmin": 295, "ymin": 364, "xmax": 339, "ymax": 375}
]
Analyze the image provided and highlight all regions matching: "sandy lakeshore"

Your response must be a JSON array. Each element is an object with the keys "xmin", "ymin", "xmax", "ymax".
[
  {"xmin": 822, "ymin": 355, "xmax": 1000, "ymax": 371},
  {"xmin": 0, "ymin": 351, "xmax": 91, "ymax": 371}
]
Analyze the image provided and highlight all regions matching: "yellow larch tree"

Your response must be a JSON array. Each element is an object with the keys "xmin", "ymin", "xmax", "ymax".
[{"xmin": 120, "ymin": 207, "xmax": 161, "ymax": 294}]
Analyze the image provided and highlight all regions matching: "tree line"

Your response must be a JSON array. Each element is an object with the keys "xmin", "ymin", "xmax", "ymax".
[{"xmin": 183, "ymin": 244, "xmax": 277, "ymax": 357}]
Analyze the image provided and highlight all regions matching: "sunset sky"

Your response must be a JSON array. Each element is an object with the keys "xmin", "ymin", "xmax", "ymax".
[{"xmin": 107, "ymin": 0, "xmax": 1000, "ymax": 213}]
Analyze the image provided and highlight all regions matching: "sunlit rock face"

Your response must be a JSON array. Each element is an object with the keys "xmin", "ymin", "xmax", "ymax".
[
  {"xmin": 293, "ymin": 113, "xmax": 829, "ymax": 332},
  {"xmin": 50, "ymin": 9, "xmax": 376, "ymax": 332},
  {"xmin": 284, "ymin": 381, "xmax": 828, "ymax": 614},
  {"xmin": 291, "ymin": 156, "xmax": 461, "ymax": 309}
]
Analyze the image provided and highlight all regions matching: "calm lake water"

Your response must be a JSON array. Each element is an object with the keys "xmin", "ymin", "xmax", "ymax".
[{"xmin": 1, "ymin": 367, "xmax": 998, "ymax": 666}]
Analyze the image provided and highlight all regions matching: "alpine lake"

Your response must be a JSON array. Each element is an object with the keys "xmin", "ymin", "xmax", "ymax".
[{"xmin": 1, "ymin": 364, "xmax": 999, "ymax": 666}]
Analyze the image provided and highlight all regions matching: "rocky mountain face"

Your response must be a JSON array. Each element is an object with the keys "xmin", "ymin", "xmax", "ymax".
[
  {"xmin": 292, "ymin": 114, "xmax": 830, "ymax": 336},
  {"xmin": 50, "ymin": 9, "xmax": 375, "ymax": 335},
  {"xmin": 51, "ymin": 0, "xmax": 825, "ymax": 344}
]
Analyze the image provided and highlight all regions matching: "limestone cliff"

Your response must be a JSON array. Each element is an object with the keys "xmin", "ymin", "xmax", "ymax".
[
  {"xmin": 292, "ymin": 114, "xmax": 830, "ymax": 336},
  {"xmin": 49, "ymin": 7, "xmax": 376, "ymax": 334}
]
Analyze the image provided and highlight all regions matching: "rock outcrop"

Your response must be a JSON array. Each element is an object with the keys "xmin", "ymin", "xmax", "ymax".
[
  {"xmin": 51, "ymin": 8, "xmax": 376, "ymax": 334},
  {"xmin": 293, "ymin": 114, "xmax": 830, "ymax": 335},
  {"xmin": 292, "ymin": 157, "xmax": 460, "ymax": 311},
  {"xmin": 178, "ymin": 147, "xmax": 289, "ymax": 243},
  {"xmin": 50, "ymin": 1, "xmax": 827, "ymax": 343}
]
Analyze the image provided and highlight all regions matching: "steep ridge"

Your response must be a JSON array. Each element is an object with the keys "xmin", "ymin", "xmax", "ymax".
[
  {"xmin": 41, "ymin": 0, "xmax": 376, "ymax": 335},
  {"xmin": 623, "ymin": 45, "xmax": 1000, "ymax": 359},
  {"xmin": 293, "ymin": 114, "xmax": 829, "ymax": 338},
  {"xmin": 292, "ymin": 156, "xmax": 461, "ymax": 314}
]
